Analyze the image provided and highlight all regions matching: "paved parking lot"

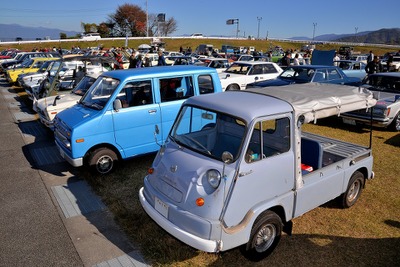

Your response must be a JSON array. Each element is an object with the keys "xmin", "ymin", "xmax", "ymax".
[{"xmin": 0, "ymin": 76, "xmax": 149, "ymax": 267}]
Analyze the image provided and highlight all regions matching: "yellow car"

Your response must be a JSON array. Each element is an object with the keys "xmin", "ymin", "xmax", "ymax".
[{"xmin": 6, "ymin": 57, "xmax": 59, "ymax": 84}]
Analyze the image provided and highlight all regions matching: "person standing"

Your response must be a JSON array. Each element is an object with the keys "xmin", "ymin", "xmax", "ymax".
[
  {"xmin": 365, "ymin": 56, "xmax": 382, "ymax": 75},
  {"xmin": 157, "ymin": 51, "xmax": 167, "ymax": 66},
  {"xmin": 333, "ymin": 52, "xmax": 340, "ymax": 66},
  {"xmin": 293, "ymin": 53, "xmax": 300, "ymax": 65},
  {"xmin": 367, "ymin": 50, "xmax": 374, "ymax": 63}
]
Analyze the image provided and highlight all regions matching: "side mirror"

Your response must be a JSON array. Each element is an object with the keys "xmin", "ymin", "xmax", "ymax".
[
  {"xmin": 113, "ymin": 99, "xmax": 122, "ymax": 112},
  {"xmin": 297, "ymin": 115, "xmax": 305, "ymax": 128},
  {"xmin": 221, "ymin": 151, "xmax": 233, "ymax": 164}
]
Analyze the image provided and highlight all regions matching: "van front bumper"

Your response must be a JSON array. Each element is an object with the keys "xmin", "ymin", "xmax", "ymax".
[
  {"xmin": 139, "ymin": 187, "xmax": 221, "ymax": 253},
  {"xmin": 55, "ymin": 140, "xmax": 83, "ymax": 167}
]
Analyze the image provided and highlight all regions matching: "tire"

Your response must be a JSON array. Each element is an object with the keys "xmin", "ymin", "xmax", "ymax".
[
  {"xmin": 388, "ymin": 112, "xmax": 400, "ymax": 131},
  {"xmin": 242, "ymin": 211, "xmax": 282, "ymax": 262},
  {"xmin": 87, "ymin": 147, "xmax": 118, "ymax": 175},
  {"xmin": 226, "ymin": 84, "xmax": 240, "ymax": 90},
  {"xmin": 339, "ymin": 171, "xmax": 364, "ymax": 208}
]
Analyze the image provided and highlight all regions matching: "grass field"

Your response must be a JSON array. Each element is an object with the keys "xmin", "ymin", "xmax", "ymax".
[
  {"xmin": 1, "ymin": 38, "xmax": 397, "ymax": 58},
  {"xmin": 83, "ymin": 117, "xmax": 400, "ymax": 267}
]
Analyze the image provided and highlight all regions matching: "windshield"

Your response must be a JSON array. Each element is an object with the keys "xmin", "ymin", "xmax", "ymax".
[
  {"xmin": 72, "ymin": 76, "xmax": 97, "ymax": 96},
  {"xmin": 38, "ymin": 60, "xmax": 52, "ymax": 72},
  {"xmin": 170, "ymin": 105, "xmax": 246, "ymax": 161},
  {"xmin": 79, "ymin": 76, "xmax": 120, "ymax": 110},
  {"xmin": 279, "ymin": 67, "xmax": 314, "ymax": 82},
  {"xmin": 22, "ymin": 58, "xmax": 35, "ymax": 67},
  {"xmin": 224, "ymin": 63, "xmax": 250, "ymax": 75}
]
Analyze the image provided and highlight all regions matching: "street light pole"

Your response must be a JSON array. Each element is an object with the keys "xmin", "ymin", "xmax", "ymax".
[
  {"xmin": 257, "ymin": 17, "xmax": 262, "ymax": 39},
  {"xmin": 146, "ymin": 0, "xmax": 148, "ymax": 37},
  {"xmin": 312, "ymin": 22, "xmax": 317, "ymax": 42},
  {"xmin": 355, "ymin": 27, "xmax": 358, "ymax": 43}
]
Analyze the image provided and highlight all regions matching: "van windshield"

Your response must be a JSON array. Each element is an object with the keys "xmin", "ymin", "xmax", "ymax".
[
  {"xmin": 80, "ymin": 77, "xmax": 120, "ymax": 110},
  {"xmin": 170, "ymin": 105, "xmax": 246, "ymax": 161}
]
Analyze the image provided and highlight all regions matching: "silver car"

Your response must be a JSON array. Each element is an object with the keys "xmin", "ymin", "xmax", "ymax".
[{"xmin": 342, "ymin": 72, "xmax": 400, "ymax": 131}]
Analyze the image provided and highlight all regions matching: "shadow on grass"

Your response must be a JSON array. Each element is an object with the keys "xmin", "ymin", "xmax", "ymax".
[
  {"xmin": 206, "ymin": 233, "xmax": 400, "ymax": 267},
  {"xmin": 384, "ymin": 133, "xmax": 400, "ymax": 147}
]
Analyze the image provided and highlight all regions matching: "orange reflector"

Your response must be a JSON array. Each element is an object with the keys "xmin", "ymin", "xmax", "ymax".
[
  {"xmin": 75, "ymin": 138, "xmax": 84, "ymax": 143},
  {"xmin": 51, "ymin": 111, "xmax": 57, "ymax": 115},
  {"xmin": 148, "ymin": 168, "xmax": 154, "ymax": 174},
  {"xmin": 196, "ymin": 198, "xmax": 205, "ymax": 207}
]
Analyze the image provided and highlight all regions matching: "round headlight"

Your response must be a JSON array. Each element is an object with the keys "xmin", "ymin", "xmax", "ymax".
[{"xmin": 207, "ymin": 169, "xmax": 221, "ymax": 189}]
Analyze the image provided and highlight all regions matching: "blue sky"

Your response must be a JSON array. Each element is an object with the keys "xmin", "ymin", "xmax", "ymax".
[{"xmin": 1, "ymin": 0, "xmax": 399, "ymax": 39}]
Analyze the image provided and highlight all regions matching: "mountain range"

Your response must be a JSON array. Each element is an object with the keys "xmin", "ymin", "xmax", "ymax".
[
  {"xmin": 0, "ymin": 24, "xmax": 79, "ymax": 41},
  {"xmin": 1, "ymin": 23, "xmax": 399, "ymax": 45}
]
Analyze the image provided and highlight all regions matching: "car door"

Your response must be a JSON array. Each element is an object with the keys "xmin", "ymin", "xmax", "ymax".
[
  {"xmin": 112, "ymin": 80, "xmax": 162, "ymax": 158},
  {"xmin": 222, "ymin": 115, "xmax": 295, "ymax": 226}
]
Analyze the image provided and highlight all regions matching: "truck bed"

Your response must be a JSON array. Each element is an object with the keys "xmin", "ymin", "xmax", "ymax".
[{"xmin": 301, "ymin": 132, "xmax": 370, "ymax": 170}]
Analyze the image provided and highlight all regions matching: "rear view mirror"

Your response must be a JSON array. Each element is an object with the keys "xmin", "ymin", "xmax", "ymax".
[{"xmin": 113, "ymin": 99, "xmax": 122, "ymax": 111}]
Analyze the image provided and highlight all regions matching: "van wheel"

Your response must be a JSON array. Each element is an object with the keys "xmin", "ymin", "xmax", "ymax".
[
  {"xmin": 242, "ymin": 211, "xmax": 282, "ymax": 262},
  {"xmin": 339, "ymin": 171, "xmax": 364, "ymax": 208},
  {"xmin": 88, "ymin": 148, "xmax": 118, "ymax": 175},
  {"xmin": 227, "ymin": 84, "xmax": 240, "ymax": 90}
]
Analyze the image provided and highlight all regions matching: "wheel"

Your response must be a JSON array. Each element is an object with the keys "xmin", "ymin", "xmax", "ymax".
[
  {"xmin": 242, "ymin": 211, "xmax": 282, "ymax": 262},
  {"xmin": 87, "ymin": 147, "xmax": 118, "ymax": 175},
  {"xmin": 339, "ymin": 171, "xmax": 364, "ymax": 208},
  {"xmin": 388, "ymin": 112, "xmax": 400, "ymax": 131},
  {"xmin": 226, "ymin": 84, "xmax": 240, "ymax": 90}
]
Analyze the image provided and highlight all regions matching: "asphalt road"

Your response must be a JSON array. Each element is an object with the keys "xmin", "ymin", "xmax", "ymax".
[{"xmin": 0, "ymin": 76, "xmax": 148, "ymax": 267}]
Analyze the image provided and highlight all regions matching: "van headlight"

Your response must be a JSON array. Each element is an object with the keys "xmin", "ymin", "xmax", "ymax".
[{"xmin": 206, "ymin": 169, "xmax": 221, "ymax": 189}]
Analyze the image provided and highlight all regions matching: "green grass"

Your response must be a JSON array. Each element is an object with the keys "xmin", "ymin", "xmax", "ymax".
[{"xmin": 83, "ymin": 117, "xmax": 400, "ymax": 267}]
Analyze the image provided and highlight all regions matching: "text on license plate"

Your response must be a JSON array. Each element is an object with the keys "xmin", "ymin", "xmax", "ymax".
[{"xmin": 155, "ymin": 197, "xmax": 168, "ymax": 218}]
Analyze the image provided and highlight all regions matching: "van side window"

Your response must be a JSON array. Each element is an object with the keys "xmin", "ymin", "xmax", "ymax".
[
  {"xmin": 118, "ymin": 80, "xmax": 153, "ymax": 108},
  {"xmin": 246, "ymin": 117, "xmax": 290, "ymax": 163},
  {"xmin": 198, "ymin": 75, "xmax": 215, "ymax": 94},
  {"xmin": 160, "ymin": 76, "xmax": 194, "ymax": 102}
]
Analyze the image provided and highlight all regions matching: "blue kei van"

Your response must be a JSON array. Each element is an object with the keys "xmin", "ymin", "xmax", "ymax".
[{"xmin": 54, "ymin": 65, "xmax": 222, "ymax": 174}]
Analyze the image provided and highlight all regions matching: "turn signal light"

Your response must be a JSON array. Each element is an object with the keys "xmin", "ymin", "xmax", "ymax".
[
  {"xmin": 196, "ymin": 197, "xmax": 205, "ymax": 207},
  {"xmin": 75, "ymin": 138, "xmax": 84, "ymax": 143},
  {"xmin": 148, "ymin": 168, "xmax": 154, "ymax": 174}
]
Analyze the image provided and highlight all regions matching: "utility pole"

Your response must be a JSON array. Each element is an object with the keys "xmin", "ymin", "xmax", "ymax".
[
  {"xmin": 257, "ymin": 17, "xmax": 262, "ymax": 39},
  {"xmin": 146, "ymin": 0, "xmax": 149, "ymax": 37},
  {"xmin": 312, "ymin": 22, "xmax": 317, "ymax": 42},
  {"xmin": 355, "ymin": 27, "xmax": 358, "ymax": 43}
]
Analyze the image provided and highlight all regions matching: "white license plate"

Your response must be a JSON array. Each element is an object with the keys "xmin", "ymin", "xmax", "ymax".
[
  {"xmin": 343, "ymin": 118, "xmax": 356, "ymax": 126},
  {"xmin": 155, "ymin": 197, "xmax": 169, "ymax": 218}
]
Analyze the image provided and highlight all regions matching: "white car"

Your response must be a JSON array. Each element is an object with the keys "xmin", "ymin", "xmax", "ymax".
[
  {"xmin": 196, "ymin": 58, "xmax": 230, "ymax": 73},
  {"xmin": 80, "ymin": 33, "xmax": 101, "ymax": 41},
  {"xmin": 218, "ymin": 61, "xmax": 283, "ymax": 90},
  {"xmin": 35, "ymin": 73, "xmax": 101, "ymax": 129}
]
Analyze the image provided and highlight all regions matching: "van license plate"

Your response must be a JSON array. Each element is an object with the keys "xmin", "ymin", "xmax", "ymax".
[
  {"xmin": 155, "ymin": 197, "xmax": 168, "ymax": 218},
  {"xmin": 343, "ymin": 118, "xmax": 356, "ymax": 126}
]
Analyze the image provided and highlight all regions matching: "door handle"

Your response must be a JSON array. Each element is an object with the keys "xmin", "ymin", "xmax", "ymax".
[{"xmin": 148, "ymin": 109, "xmax": 157, "ymax": 114}]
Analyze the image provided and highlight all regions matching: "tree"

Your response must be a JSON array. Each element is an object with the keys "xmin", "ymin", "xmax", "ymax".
[
  {"xmin": 108, "ymin": 4, "xmax": 147, "ymax": 37},
  {"xmin": 81, "ymin": 22, "xmax": 98, "ymax": 34},
  {"xmin": 59, "ymin": 32, "xmax": 67, "ymax": 39},
  {"xmin": 97, "ymin": 23, "xmax": 111, "ymax": 38},
  {"xmin": 162, "ymin": 17, "xmax": 178, "ymax": 37}
]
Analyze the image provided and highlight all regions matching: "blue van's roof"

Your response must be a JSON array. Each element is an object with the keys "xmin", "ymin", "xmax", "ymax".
[{"xmin": 101, "ymin": 65, "xmax": 217, "ymax": 81}]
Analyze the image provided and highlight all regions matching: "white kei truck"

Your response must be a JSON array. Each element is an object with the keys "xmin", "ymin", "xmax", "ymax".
[{"xmin": 139, "ymin": 83, "xmax": 377, "ymax": 261}]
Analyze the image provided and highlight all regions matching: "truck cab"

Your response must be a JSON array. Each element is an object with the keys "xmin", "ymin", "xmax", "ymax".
[
  {"xmin": 54, "ymin": 66, "xmax": 222, "ymax": 174},
  {"xmin": 139, "ymin": 83, "xmax": 376, "ymax": 261}
]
